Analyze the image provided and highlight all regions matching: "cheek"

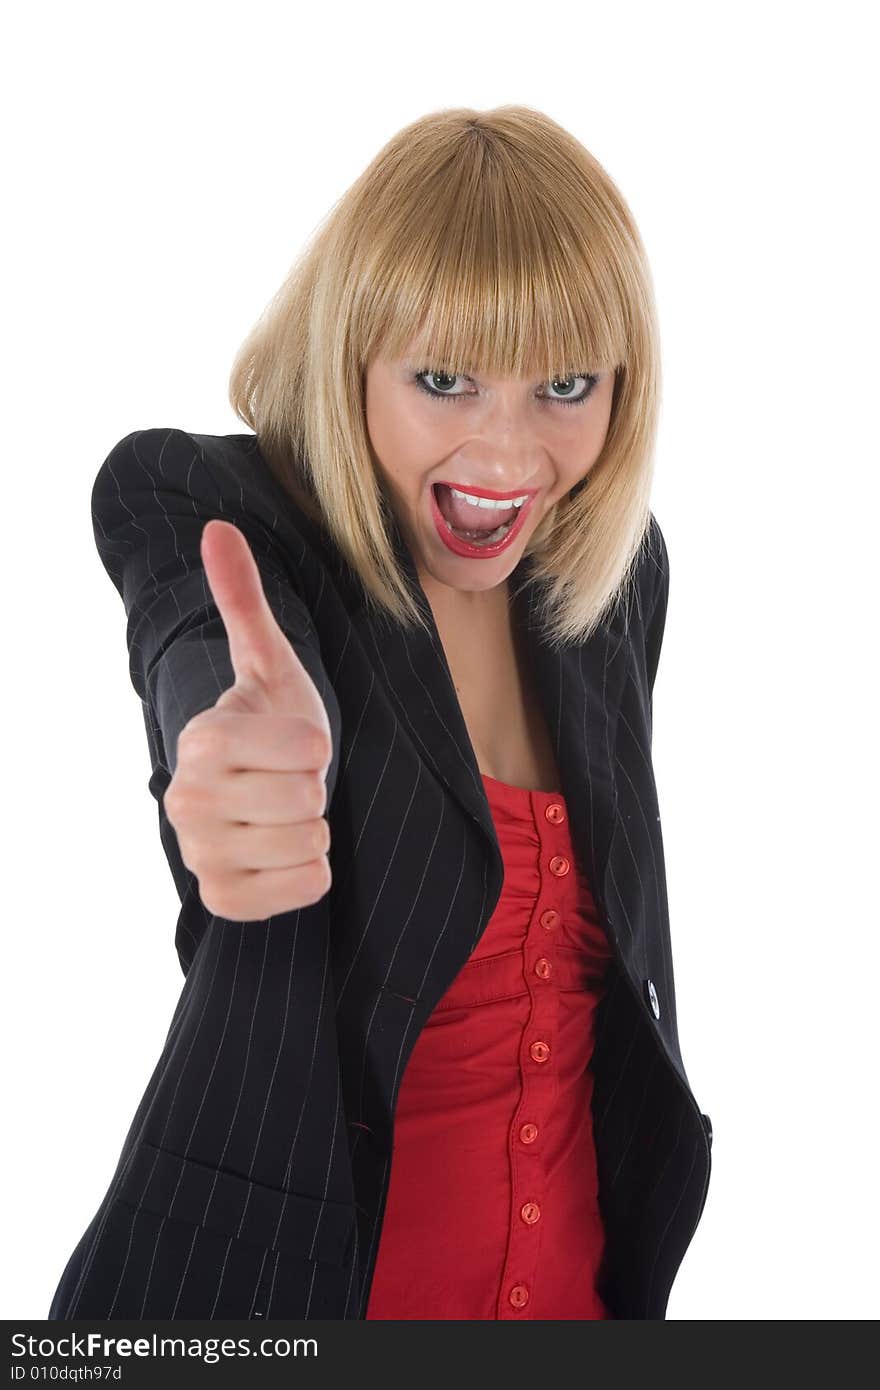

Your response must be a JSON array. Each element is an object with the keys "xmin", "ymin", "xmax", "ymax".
[
  {"xmin": 376, "ymin": 417, "xmax": 455, "ymax": 492},
  {"xmin": 367, "ymin": 387, "xmax": 435, "ymax": 467},
  {"xmin": 557, "ymin": 407, "xmax": 612, "ymax": 472},
  {"xmin": 554, "ymin": 440, "xmax": 596, "ymax": 487},
  {"xmin": 364, "ymin": 384, "xmax": 394, "ymax": 457}
]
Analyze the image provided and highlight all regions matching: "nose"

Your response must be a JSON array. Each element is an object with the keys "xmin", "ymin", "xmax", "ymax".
[
  {"xmin": 457, "ymin": 441, "xmax": 539, "ymax": 494},
  {"xmin": 453, "ymin": 388, "xmax": 547, "ymax": 491}
]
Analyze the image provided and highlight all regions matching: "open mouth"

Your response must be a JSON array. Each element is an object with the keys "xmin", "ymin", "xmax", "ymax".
[{"xmin": 429, "ymin": 482, "xmax": 535, "ymax": 556}]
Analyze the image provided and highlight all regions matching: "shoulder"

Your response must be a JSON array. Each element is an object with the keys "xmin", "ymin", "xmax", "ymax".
[
  {"xmin": 92, "ymin": 427, "xmax": 352, "ymax": 614},
  {"xmin": 94, "ymin": 426, "xmax": 322, "ymax": 554},
  {"xmin": 638, "ymin": 510, "xmax": 669, "ymax": 621},
  {"xmin": 95, "ymin": 426, "xmax": 278, "ymax": 512},
  {"xmin": 644, "ymin": 510, "xmax": 669, "ymax": 584}
]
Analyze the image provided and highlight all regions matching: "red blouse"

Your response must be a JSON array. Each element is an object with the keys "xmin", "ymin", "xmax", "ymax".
[{"xmin": 365, "ymin": 771, "xmax": 614, "ymax": 1320}]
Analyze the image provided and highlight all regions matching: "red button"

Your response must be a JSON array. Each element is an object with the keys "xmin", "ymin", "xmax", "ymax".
[
  {"xmin": 540, "ymin": 908, "xmax": 560, "ymax": 930},
  {"xmin": 521, "ymin": 1201, "xmax": 541, "ymax": 1224},
  {"xmin": 509, "ymin": 1284, "xmax": 530, "ymax": 1308},
  {"xmin": 534, "ymin": 957, "xmax": 552, "ymax": 979},
  {"xmin": 519, "ymin": 1122, "xmax": 538, "ymax": 1143},
  {"xmin": 545, "ymin": 802, "xmax": 566, "ymax": 824},
  {"xmin": 529, "ymin": 1040, "xmax": 551, "ymax": 1062},
  {"xmin": 549, "ymin": 854, "xmax": 570, "ymax": 876}
]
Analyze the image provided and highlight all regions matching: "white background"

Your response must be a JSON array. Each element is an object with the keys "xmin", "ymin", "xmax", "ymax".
[{"xmin": 3, "ymin": 0, "xmax": 877, "ymax": 1321}]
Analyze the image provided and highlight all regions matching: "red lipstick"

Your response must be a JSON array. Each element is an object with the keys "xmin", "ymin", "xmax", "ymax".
[
  {"xmin": 428, "ymin": 482, "xmax": 538, "ymax": 560},
  {"xmin": 433, "ymin": 480, "xmax": 539, "ymax": 502}
]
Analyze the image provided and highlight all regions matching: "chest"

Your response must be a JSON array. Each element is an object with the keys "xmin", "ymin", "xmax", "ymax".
[{"xmin": 441, "ymin": 620, "xmax": 563, "ymax": 795}]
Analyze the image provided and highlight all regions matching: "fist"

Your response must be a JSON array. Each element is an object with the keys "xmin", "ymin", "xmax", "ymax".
[{"xmin": 164, "ymin": 519, "xmax": 334, "ymax": 922}]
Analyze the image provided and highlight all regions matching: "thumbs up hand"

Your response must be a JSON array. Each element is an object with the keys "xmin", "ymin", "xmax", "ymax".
[{"xmin": 164, "ymin": 519, "xmax": 334, "ymax": 922}]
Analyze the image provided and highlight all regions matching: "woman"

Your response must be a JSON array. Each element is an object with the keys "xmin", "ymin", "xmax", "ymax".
[{"xmin": 48, "ymin": 104, "xmax": 712, "ymax": 1321}]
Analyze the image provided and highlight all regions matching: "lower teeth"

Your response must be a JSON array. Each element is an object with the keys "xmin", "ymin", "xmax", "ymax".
[{"xmin": 449, "ymin": 516, "xmax": 515, "ymax": 544}]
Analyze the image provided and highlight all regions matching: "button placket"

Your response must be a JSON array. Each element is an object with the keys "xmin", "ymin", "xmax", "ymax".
[{"xmin": 498, "ymin": 790, "xmax": 568, "ymax": 1318}]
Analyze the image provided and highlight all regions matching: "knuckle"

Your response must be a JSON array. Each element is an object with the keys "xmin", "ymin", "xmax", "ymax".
[
  {"xmin": 313, "ymin": 770, "xmax": 328, "ymax": 814},
  {"xmin": 306, "ymin": 821, "xmax": 324, "ymax": 858},
  {"xmin": 308, "ymin": 853, "xmax": 333, "ymax": 899},
  {"xmin": 163, "ymin": 782, "xmax": 182, "ymax": 820},
  {"xmin": 179, "ymin": 720, "xmax": 226, "ymax": 766},
  {"xmin": 200, "ymin": 873, "xmax": 251, "ymax": 923},
  {"xmin": 164, "ymin": 779, "xmax": 204, "ymax": 827},
  {"xmin": 179, "ymin": 836, "xmax": 210, "ymax": 876},
  {"xmin": 289, "ymin": 857, "xmax": 331, "ymax": 909},
  {"xmin": 296, "ymin": 772, "xmax": 326, "ymax": 819},
  {"xmin": 196, "ymin": 878, "xmax": 225, "ymax": 919},
  {"xmin": 164, "ymin": 778, "xmax": 189, "ymax": 815},
  {"xmin": 307, "ymin": 726, "xmax": 332, "ymax": 767},
  {"xmin": 317, "ymin": 855, "xmax": 333, "ymax": 896},
  {"xmin": 198, "ymin": 854, "xmax": 332, "ymax": 922}
]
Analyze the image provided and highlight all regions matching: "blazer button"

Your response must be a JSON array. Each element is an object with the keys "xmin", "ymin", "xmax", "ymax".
[
  {"xmin": 548, "ymin": 854, "xmax": 570, "ymax": 877},
  {"xmin": 539, "ymin": 908, "xmax": 560, "ymax": 930},
  {"xmin": 545, "ymin": 802, "xmax": 566, "ymax": 824},
  {"xmin": 529, "ymin": 1040, "xmax": 551, "ymax": 1062},
  {"xmin": 645, "ymin": 978, "xmax": 661, "ymax": 1020}
]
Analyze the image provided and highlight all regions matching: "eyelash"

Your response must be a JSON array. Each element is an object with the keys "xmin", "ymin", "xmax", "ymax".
[{"xmin": 412, "ymin": 368, "xmax": 600, "ymax": 408}]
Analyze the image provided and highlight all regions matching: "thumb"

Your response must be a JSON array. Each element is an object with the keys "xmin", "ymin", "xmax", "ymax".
[{"xmin": 200, "ymin": 518, "xmax": 323, "ymax": 711}]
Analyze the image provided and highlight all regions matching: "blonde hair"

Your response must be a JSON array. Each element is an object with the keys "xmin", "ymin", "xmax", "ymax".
[{"xmin": 229, "ymin": 104, "xmax": 662, "ymax": 648}]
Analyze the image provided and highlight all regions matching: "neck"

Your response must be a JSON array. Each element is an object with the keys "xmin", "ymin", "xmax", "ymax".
[{"xmin": 418, "ymin": 573, "xmax": 517, "ymax": 683}]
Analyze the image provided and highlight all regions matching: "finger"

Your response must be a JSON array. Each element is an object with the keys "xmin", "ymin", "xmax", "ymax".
[
  {"xmin": 178, "ymin": 710, "xmax": 332, "ymax": 776},
  {"xmin": 199, "ymin": 519, "xmax": 322, "ymax": 703}
]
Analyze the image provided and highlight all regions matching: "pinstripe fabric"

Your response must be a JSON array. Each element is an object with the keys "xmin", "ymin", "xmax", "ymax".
[{"xmin": 47, "ymin": 426, "xmax": 712, "ymax": 1321}]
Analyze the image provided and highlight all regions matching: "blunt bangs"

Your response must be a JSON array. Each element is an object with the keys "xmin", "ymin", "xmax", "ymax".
[{"xmin": 349, "ymin": 126, "xmax": 632, "ymax": 383}]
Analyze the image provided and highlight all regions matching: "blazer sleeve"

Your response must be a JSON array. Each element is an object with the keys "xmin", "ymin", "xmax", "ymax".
[
  {"xmin": 90, "ymin": 427, "xmax": 342, "ymax": 801},
  {"xmin": 644, "ymin": 512, "xmax": 670, "ymax": 700}
]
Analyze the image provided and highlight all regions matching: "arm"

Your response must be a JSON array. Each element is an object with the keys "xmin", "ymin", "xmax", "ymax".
[{"xmin": 91, "ymin": 427, "xmax": 341, "ymax": 799}]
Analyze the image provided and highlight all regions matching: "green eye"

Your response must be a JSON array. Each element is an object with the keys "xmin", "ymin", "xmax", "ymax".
[
  {"xmin": 543, "ymin": 374, "xmax": 601, "ymax": 405},
  {"xmin": 422, "ymin": 370, "xmax": 461, "ymax": 395},
  {"xmin": 413, "ymin": 369, "xmax": 600, "ymax": 407}
]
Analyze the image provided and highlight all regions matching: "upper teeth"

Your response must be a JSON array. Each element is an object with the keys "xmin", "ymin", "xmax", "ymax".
[{"xmin": 448, "ymin": 486, "xmax": 528, "ymax": 510}]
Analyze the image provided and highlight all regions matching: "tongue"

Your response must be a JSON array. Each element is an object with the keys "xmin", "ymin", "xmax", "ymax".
[{"xmin": 436, "ymin": 484, "xmax": 517, "ymax": 533}]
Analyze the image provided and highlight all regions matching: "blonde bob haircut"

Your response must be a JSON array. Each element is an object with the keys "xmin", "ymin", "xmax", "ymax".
[{"xmin": 229, "ymin": 104, "xmax": 662, "ymax": 650}]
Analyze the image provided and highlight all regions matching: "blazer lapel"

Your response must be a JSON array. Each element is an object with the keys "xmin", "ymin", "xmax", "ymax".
[
  {"xmin": 366, "ymin": 515, "xmax": 631, "ymax": 925},
  {"xmin": 516, "ymin": 575, "xmax": 631, "ymax": 922},
  {"xmin": 362, "ymin": 525, "xmax": 500, "ymax": 852}
]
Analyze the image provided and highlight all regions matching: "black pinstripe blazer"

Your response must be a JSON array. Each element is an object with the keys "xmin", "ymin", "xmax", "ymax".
[{"xmin": 48, "ymin": 426, "xmax": 712, "ymax": 1322}]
